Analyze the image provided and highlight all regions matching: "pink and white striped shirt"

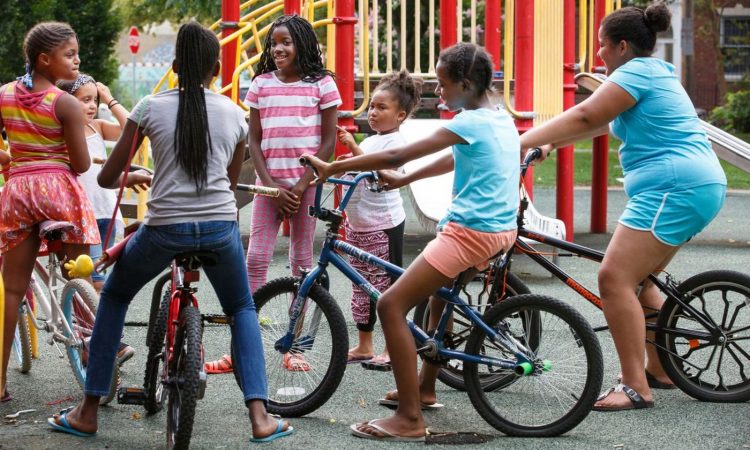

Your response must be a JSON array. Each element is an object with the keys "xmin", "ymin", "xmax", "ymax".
[{"xmin": 245, "ymin": 72, "xmax": 341, "ymax": 187}]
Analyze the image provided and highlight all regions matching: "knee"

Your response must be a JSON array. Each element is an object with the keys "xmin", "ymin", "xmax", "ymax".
[
  {"xmin": 376, "ymin": 293, "xmax": 398, "ymax": 320},
  {"xmin": 598, "ymin": 265, "xmax": 629, "ymax": 299}
]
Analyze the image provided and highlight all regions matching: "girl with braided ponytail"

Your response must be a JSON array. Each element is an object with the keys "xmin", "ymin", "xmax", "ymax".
[
  {"xmin": 48, "ymin": 22, "xmax": 292, "ymax": 442},
  {"xmin": 521, "ymin": 2, "xmax": 726, "ymax": 411},
  {"xmin": 303, "ymin": 42, "xmax": 520, "ymax": 441},
  {"xmin": 0, "ymin": 21, "xmax": 99, "ymax": 404}
]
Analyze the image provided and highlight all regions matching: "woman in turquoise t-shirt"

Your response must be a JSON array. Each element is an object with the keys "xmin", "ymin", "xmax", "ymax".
[{"xmin": 521, "ymin": 3, "xmax": 726, "ymax": 412}]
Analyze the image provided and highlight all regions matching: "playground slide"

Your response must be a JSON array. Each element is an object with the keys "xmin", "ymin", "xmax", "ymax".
[{"xmin": 575, "ymin": 72, "xmax": 750, "ymax": 173}]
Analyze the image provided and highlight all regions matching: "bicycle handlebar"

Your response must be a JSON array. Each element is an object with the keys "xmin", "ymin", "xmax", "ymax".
[
  {"xmin": 94, "ymin": 157, "xmax": 279, "ymax": 197},
  {"xmin": 521, "ymin": 148, "xmax": 542, "ymax": 179}
]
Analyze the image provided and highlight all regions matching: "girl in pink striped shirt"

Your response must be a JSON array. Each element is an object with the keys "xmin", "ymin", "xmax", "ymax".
[{"xmin": 245, "ymin": 15, "xmax": 341, "ymax": 306}]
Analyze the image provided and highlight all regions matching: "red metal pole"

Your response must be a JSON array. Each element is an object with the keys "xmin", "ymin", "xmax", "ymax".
[
  {"xmin": 557, "ymin": 0, "xmax": 577, "ymax": 240},
  {"xmin": 439, "ymin": 0, "xmax": 458, "ymax": 119},
  {"xmin": 332, "ymin": 0, "xmax": 357, "ymax": 233},
  {"xmin": 485, "ymin": 0, "xmax": 502, "ymax": 72},
  {"xmin": 284, "ymin": 0, "xmax": 302, "ymax": 15},
  {"xmin": 221, "ymin": 0, "xmax": 240, "ymax": 99},
  {"xmin": 590, "ymin": 0, "xmax": 609, "ymax": 233},
  {"xmin": 515, "ymin": 0, "xmax": 534, "ymax": 198}
]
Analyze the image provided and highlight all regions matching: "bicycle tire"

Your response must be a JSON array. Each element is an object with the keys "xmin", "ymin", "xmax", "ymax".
[
  {"xmin": 413, "ymin": 270, "xmax": 531, "ymax": 391},
  {"xmin": 464, "ymin": 294, "xmax": 603, "ymax": 437},
  {"xmin": 166, "ymin": 305, "xmax": 203, "ymax": 450},
  {"xmin": 147, "ymin": 272, "xmax": 171, "ymax": 346},
  {"xmin": 12, "ymin": 304, "xmax": 32, "ymax": 373},
  {"xmin": 237, "ymin": 277, "xmax": 348, "ymax": 417},
  {"xmin": 143, "ymin": 286, "xmax": 170, "ymax": 414},
  {"xmin": 656, "ymin": 269, "xmax": 750, "ymax": 402},
  {"xmin": 60, "ymin": 279, "xmax": 119, "ymax": 405}
]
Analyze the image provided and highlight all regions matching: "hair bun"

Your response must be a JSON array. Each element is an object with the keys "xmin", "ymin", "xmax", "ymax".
[{"xmin": 644, "ymin": 3, "xmax": 671, "ymax": 33}]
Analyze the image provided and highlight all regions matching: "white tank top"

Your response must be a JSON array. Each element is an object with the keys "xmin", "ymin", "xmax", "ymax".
[{"xmin": 78, "ymin": 124, "xmax": 123, "ymax": 222}]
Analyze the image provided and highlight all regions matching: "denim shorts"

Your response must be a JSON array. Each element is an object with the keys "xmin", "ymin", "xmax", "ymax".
[{"xmin": 619, "ymin": 183, "xmax": 726, "ymax": 246}]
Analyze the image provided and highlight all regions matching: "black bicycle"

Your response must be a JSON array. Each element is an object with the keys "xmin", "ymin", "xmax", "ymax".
[{"xmin": 434, "ymin": 149, "xmax": 750, "ymax": 403}]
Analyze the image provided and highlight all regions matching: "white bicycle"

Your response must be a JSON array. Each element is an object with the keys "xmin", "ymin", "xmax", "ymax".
[{"xmin": 10, "ymin": 220, "xmax": 119, "ymax": 404}]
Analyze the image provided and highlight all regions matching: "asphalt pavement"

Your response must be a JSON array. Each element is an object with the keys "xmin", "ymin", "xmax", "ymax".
[{"xmin": 1, "ymin": 187, "xmax": 749, "ymax": 449}]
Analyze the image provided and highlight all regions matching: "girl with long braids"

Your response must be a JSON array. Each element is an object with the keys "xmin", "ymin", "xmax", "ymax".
[
  {"xmin": 244, "ymin": 16, "xmax": 341, "ymax": 349},
  {"xmin": 0, "ymin": 21, "xmax": 101, "ymax": 404},
  {"xmin": 48, "ymin": 22, "xmax": 293, "ymax": 442}
]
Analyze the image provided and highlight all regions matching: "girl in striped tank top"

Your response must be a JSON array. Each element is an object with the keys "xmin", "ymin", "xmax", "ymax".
[
  {"xmin": 244, "ymin": 16, "xmax": 341, "ymax": 294},
  {"xmin": 0, "ymin": 22, "xmax": 140, "ymax": 402}
]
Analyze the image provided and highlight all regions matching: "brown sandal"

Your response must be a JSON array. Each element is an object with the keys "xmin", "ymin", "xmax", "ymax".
[{"xmin": 593, "ymin": 383, "xmax": 654, "ymax": 412}]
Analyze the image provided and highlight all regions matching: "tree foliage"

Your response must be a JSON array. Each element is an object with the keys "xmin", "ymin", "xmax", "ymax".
[{"xmin": 0, "ymin": 0, "xmax": 122, "ymax": 85}]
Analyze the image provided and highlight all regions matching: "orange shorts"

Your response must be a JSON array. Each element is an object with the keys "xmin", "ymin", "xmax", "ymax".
[{"xmin": 422, "ymin": 222, "xmax": 517, "ymax": 278}]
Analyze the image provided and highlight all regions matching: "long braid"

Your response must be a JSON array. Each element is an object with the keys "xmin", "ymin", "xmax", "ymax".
[
  {"xmin": 255, "ymin": 15, "xmax": 334, "ymax": 83},
  {"xmin": 21, "ymin": 22, "xmax": 77, "ymax": 88},
  {"xmin": 173, "ymin": 22, "xmax": 220, "ymax": 194}
]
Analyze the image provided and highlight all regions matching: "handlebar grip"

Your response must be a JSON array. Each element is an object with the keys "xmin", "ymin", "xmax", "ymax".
[
  {"xmin": 523, "ymin": 148, "xmax": 543, "ymax": 166},
  {"xmin": 93, "ymin": 156, "xmax": 106, "ymax": 165},
  {"xmin": 236, "ymin": 184, "xmax": 280, "ymax": 197}
]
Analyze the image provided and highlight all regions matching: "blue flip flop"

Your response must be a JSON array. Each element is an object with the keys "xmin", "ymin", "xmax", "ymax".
[
  {"xmin": 250, "ymin": 418, "xmax": 294, "ymax": 443},
  {"xmin": 47, "ymin": 408, "xmax": 96, "ymax": 438}
]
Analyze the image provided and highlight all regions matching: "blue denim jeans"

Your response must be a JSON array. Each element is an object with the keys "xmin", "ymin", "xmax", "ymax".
[
  {"xmin": 90, "ymin": 218, "xmax": 115, "ymax": 283},
  {"xmin": 85, "ymin": 221, "xmax": 268, "ymax": 403}
]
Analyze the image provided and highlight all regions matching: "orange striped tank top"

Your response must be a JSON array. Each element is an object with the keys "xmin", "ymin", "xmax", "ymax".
[{"xmin": 0, "ymin": 81, "xmax": 71, "ymax": 178}]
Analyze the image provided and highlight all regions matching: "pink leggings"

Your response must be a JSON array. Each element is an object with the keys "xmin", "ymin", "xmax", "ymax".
[{"xmin": 246, "ymin": 187, "xmax": 317, "ymax": 293}]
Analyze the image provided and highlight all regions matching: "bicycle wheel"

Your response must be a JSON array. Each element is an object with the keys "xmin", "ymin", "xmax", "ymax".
[
  {"xmin": 413, "ymin": 270, "xmax": 531, "ymax": 391},
  {"xmin": 241, "ymin": 277, "xmax": 348, "ymax": 417},
  {"xmin": 464, "ymin": 294, "xmax": 603, "ymax": 437},
  {"xmin": 147, "ymin": 272, "xmax": 171, "ymax": 346},
  {"xmin": 60, "ymin": 279, "xmax": 119, "ymax": 405},
  {"xmin": 166, "ymin": 305, "xmax": 203, "ymax": 450},
  {"xmin": 11, "ymin": 304, "xmax": 32, "ymax": 373},
  {"xmin": 656, "ymin": 270, "xmax": 750, "ymax": 402},
  {"xmin": 144, "ymin": 286, "xmax": 170, "ymax": 414}
]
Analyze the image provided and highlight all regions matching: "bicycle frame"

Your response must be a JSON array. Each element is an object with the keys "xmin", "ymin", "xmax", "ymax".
[
  {"xmin": 24, "ymin": 255, "xmax": 80, "ymax": 348},
  {"xmin": 508, "ymin": 197, "xmax": 723, "ymax": 344},
  {"xmin": 276, "ymin": 173, "xmax": 534, "ymax": 372}
]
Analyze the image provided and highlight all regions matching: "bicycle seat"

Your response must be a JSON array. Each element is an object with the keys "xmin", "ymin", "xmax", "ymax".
[
  {"xmin": 39, "ymin": 220, "xmax": 75, "ymax": 240},
  {"xmin": 175, "ymin": 251, "xmax": 219, "ymax": 270}
]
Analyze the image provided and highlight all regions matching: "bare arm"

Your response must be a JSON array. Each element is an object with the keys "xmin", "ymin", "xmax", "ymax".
[
  {"xmin": 303, "ymin": 127, "xmax": 463, "ymax": 181},
  {"xmin": 336, "ymin": 125, "xmax": 364, "ymax": 156},
  {"xmin": 0, "ymin": 150, "xmax": 10, "ymax": 165},
  {"xmin": 228, "ymin": 138, "xmax": 246, "ymax": 190},
  {"xmin": 98, "ymin": 119, "xmax": 146, "ymax": 188},
  {"xmin": 248, "ymin": 107, "xmax": 275, "ymax": 188},
  {"xmin": 96, "ymin": 83, "xmax": 129, "ymax": 141},
  {"xmin": 56, "ymin": 93, "xmax": 90, "ymax": 173},
  {"xmin": 520, "ymin": 82, "xmax": 635, "ymax": 151}
]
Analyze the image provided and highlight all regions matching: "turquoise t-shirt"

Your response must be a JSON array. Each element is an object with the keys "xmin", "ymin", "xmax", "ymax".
[
  {"xmin": 608, "ymin": 58, "xmax": 726, "ymax": 197},
  {"xmin": 440, "ymin": 108, "xmax": 520, "ymax": 232}
]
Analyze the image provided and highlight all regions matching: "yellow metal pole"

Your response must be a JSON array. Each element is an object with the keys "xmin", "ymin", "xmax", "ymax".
[
  {"xmin": 386, "ymin": 0, "xmax": 393, "ymax": 72},
  {"xmin": 372, "ymin": 0, "xmax": 379, "ymax": 74},
  {"xmin": 414, "ymin": 0, "xmax": 421, "ymax": 73},
  {"xmin": 0, "ymin": 273, "xmax": 4, "ymax": 392},
  {"xmin": 327, "ymin": 0, "xmax": 335, "ymax": 70},
  {"xmin": 470, "ymin": 0, "xmax": 477, "ymax": 44},
  {"xmin": 400, "ymin": 0, "xmax": 406, "ymax": 70},
  {"xmin": 429, "ymin": 0, "xmax": 436, "ymax": 74}
]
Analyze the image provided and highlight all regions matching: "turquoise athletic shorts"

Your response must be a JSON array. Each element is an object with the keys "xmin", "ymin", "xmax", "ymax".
[{"xmin": 618, "ymin": 183, "xmax": 726, "ymax": 246}]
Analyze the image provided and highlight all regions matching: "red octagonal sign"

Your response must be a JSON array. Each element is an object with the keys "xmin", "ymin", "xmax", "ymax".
[{"xmin": 128, "ymin": 26, "xmax": 140, "ymax": 55}]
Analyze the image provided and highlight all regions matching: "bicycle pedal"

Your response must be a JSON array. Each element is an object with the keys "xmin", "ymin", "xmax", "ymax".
[
  {"xmin": 117, "ymin": 386, "xmax": 146, "ymax": 405},
  {"xmin": 202, "ymin": 314, "xmax": 231, "ymax": 325}
]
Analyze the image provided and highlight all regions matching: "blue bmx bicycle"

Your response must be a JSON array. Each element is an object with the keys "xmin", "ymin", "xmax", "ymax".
[{"xmin": 243, "ymin": 157, "xmax": 604, "ymax": 437}]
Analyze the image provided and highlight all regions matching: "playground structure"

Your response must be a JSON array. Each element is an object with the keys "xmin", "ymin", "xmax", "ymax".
[{"xmin": 130, "ymin": 0, "xmax": 750, "ymax": 240}]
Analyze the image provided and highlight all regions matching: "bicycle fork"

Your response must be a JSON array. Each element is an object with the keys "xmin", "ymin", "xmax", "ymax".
[{"xmin": 274, "ymin": 268, "xmax": 324, "ymax": 354}]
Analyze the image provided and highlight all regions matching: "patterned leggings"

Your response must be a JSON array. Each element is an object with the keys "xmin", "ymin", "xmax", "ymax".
[
  {"xmin": 246, "ymin": 187, "xmax": 317, "ymax": 293},
  {"xmin": 346, "ymin": 221, "xmax": 404, "ymax": 332}
]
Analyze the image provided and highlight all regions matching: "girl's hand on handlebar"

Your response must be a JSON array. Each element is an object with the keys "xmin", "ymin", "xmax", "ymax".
[
  {"xmin": 522, "ymin": 144, "xmax": 554, "ymax": 164},
  {"xmin": 377, "ymin": 169, "xmax": 406, "ymax": 191},
  {"xmin": 299, "ymin": 154, "xmax": 331, "ymax": 184},
  {"xmin": 125, "ymin": 170, "xmax": 152, "ymax": 193}
]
